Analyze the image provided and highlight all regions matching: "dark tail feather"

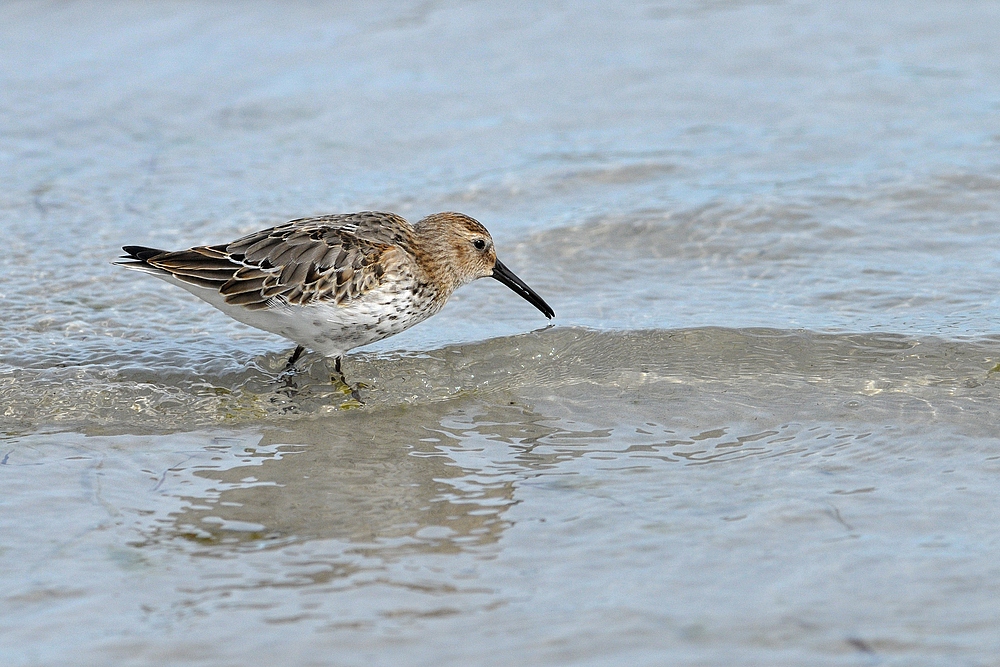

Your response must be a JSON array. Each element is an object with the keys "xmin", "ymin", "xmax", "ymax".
[
  {"xmin": 117, "ymin": 245, "xmax": 239, "ymax": 291},
  {"xmin": 121, "ymin": 245, "xmax": 166, "ymax": 262}
]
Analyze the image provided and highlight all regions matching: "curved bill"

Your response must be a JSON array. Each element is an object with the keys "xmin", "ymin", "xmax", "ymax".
[{"xmin": 491, "ymin": 259, "xmax": 555, "ymax": 319}]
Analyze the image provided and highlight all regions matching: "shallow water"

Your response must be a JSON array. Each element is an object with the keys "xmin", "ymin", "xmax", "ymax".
[{"xmin": 3, "ymin": 1, "xmax": 1000, "ymax": 665}]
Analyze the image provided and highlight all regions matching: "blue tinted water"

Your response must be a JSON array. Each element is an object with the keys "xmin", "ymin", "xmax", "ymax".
[{"xmin": 3, "ymin": 2, "xmax": 1000, "ymax": 665}]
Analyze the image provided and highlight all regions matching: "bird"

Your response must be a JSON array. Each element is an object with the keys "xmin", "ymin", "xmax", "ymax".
[{"xmin": 116, "ymin": 211, "xmax": 554, "ymax": 395}]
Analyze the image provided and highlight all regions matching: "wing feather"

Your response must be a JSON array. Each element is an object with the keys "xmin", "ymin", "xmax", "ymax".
[{"xmin": 123, "ymin": 212, "xmax": 416, "ymax": 310}]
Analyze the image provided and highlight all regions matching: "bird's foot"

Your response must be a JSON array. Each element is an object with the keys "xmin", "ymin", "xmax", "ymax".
[
  {"xmin": 274, "ymin": 346, "xmax": 307, "ymax": 391},
  {"xmin": 332, "ymin": 377, "xmax": 366, "ymax": 407},
  {"xmin": 281, "ymin": 345, "xmax": 306, "ymax": 373},
  {"xmin": 329, "ymin": 357, "xmax": 366, "ymax": 407}
]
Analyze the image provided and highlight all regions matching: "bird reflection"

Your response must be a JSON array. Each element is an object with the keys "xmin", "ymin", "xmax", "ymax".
[{"xmin": 156, "ymin": 400, "xmax": 568, "ymax": 559}]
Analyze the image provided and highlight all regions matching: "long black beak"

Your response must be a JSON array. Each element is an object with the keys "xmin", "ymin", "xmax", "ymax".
[{"xmin": 491, "ymin": 259, "xmax": 555, "ymax": 319}]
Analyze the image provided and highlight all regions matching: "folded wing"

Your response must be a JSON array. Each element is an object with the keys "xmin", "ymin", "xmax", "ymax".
[{"xmin": 119, "ymin": 212, "xmax": 412, "ymax": 311}]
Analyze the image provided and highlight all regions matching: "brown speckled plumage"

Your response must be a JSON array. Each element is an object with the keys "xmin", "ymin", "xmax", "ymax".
[
  {"xmin": 117, "ymin": 211, "xmax": 554, "ymax": 375},
  {"xmin": 125, "ymin": 212, "xmax": 417, "ymax": 310}
]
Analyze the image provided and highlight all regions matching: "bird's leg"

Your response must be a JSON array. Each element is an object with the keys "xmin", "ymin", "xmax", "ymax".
[
  {"xmin": 278, "ymin": 345, "xmax": 306, "ymax": 398},
  {"xmin": 276, "ymin": 345, "xmax": 308, "ymax": 397},
  {"xmin": 284, "ymin": 345, "xmax": 305, "ymax": 371},
  {"xmin": 331, "ymin": 356, "xmax": 364, "ymax": 404},
  {"xmin": 278, "ymin": 345, "xmax": 307, "ymax": 393}
]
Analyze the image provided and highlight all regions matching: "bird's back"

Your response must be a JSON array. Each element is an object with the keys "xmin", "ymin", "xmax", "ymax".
[{"xmin": 119, "ymin": 211, "xmax": 420, "ymax": 311}]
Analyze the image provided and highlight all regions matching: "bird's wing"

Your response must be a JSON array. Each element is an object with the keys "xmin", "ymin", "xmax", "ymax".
[{"xmin": 125, "ymin": 212, "xmax": 414, "ymax": 311}]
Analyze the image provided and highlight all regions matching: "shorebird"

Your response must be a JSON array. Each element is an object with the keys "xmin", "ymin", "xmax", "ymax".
[{"xmin": 117, "ymin": 211, "xmax": 554, "ymax": 394}]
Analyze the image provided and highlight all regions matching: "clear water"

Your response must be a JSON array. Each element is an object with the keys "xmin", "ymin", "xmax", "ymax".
[{"xmin": 3, "ymin": 2, "xmax": 1000, "ymax": 665}]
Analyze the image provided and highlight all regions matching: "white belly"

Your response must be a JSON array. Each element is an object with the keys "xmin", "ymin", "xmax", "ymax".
[{"xmin": 158, "ymin": 273, "xmax": 443, "ymax": 358}]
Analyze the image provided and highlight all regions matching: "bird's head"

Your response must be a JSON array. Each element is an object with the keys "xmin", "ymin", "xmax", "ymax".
[{"xmin": 416, "ymin": 212, "xmax": 554, "ymax": 319}]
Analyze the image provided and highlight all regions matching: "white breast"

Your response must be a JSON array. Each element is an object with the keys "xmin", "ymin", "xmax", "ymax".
[{"xmin": 157, "ymin": 271, "xmax": 444, "ymax": 358}]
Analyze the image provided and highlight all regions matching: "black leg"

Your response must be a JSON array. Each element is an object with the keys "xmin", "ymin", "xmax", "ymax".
[
  {"xmin": 331, "ymin": 355, "xmax": 349, "ymax": 385},
  {"xmin": 332, "ymin": 356, "xmax": 363, "ymax": 403},
  {"xmin": 277, "ymin": 345, "xmax": 307, "ymax": 396},
  {"xmin": 285, "ymin": 345, "xmax": 305, "ymax": 371}
]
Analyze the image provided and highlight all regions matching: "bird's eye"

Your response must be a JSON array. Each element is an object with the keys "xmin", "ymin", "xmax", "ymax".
[{"xmin": 472, "ymin": 239, "xmax": 487, "ymax": 251}]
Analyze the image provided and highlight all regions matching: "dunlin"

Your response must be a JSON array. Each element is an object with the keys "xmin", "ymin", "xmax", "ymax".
[{"xmin": 117, "ymin": 211, "xmax": 554, "ymax": 392}]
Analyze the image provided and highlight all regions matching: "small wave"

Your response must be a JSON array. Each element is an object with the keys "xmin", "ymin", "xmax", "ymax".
[{"xmin": 1, "ymin": 326, "xmax": 997, "ymax": 434}]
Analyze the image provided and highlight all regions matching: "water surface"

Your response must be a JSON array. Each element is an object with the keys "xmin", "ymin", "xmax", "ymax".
[{"xmin": 3, "ymin": 2, "xmax": 1000, "ymax": 665}]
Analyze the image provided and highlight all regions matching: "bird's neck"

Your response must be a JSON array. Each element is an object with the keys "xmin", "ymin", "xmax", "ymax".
[{"xmin": 412, "ymin": 221, "xmax": 463, "ymax": 295}]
